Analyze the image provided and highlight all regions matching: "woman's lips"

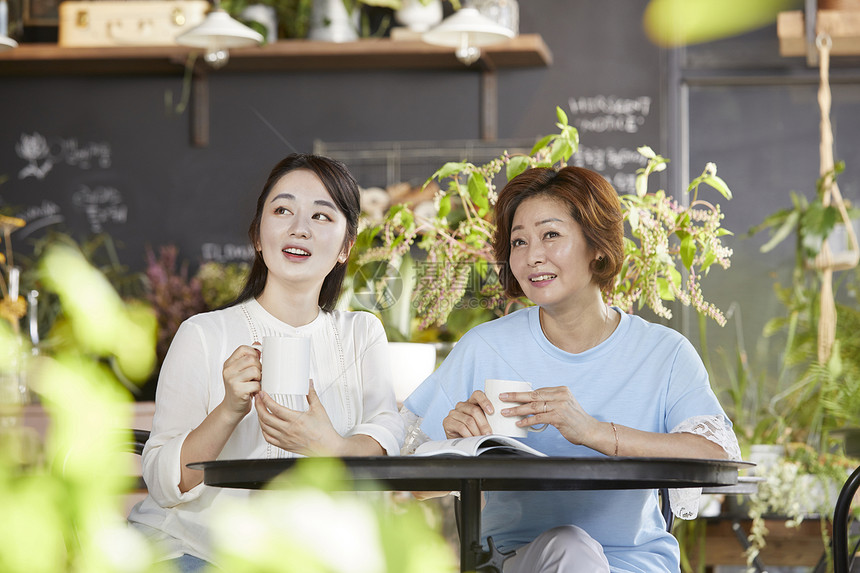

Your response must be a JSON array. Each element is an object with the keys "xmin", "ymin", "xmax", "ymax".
[{"xmin": 282, "ymin": 246, "xmax": 311, "ymax": 259}]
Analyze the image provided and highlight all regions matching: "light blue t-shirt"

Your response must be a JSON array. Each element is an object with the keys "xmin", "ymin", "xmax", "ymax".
[{"xmin": 404, "ymin": 306, "xmax": 731, "ymax": 573}]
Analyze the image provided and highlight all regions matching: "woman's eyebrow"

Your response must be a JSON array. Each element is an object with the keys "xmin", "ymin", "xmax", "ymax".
[
  {"xmin": 269, "ymin": 192, "xmax": 295, "ymax": 203},
  {"xmin": 314, "ymin": 199, "xmax": 337, "ymax": 210},
  {"xmin": 511, "ymin": 218, "xmax": 563, "ymax": 232},
  {"xmin": 269, "ymin": 193, "xmax": 336, "ymax": 212}
]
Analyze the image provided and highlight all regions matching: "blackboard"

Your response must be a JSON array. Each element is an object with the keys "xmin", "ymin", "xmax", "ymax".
[
  {"xmin": 0, "ymin": 1, "xmax": 663, "ymax": 277},
  {"xmin": 683, "ymin": 25, "xmax": 860, "ymax": 381}
]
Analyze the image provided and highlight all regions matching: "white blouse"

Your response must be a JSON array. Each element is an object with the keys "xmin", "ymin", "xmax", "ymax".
[{"xmin": 128, "ymin": 299, "xmax": 404, "ymax": 563}]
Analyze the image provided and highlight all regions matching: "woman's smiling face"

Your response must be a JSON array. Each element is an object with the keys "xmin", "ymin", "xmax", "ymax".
[
  {"xmin": 256, "ymin": 168, "xmax": 350, "ymax": 292},
  {"xmin": 508, "ymin": 194, "xmax": 600, "ymax": 309}
]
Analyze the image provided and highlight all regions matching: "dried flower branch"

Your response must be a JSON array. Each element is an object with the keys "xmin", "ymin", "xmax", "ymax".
[{"xmin": 358, "ymin": 107, "xmax": 734, "ymax": 330}]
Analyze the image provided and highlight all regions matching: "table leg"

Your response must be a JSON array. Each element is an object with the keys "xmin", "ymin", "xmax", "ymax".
[
  {"xmin": 731, "ymin": 520, "xmax": 767, "ymax": 573},
  {"xmin": 460, "ymin": 479, "xmax": 482, "ymax": 573}
]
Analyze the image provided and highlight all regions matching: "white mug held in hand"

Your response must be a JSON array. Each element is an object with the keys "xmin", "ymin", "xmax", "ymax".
[
  {"xmin": 261, "ymin": 336, "xmax": 311, "ymax": 405},
  {"xmin": 484, "ymin": 379, "xmax": 548, "ymax": 438}
]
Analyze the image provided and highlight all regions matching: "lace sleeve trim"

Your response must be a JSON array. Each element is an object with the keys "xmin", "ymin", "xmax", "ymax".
[
  {"xmin": 400, "ymin": 406, "xmax": 431, "ymax": 455},
  {"xmin": 400, "ymin": 408, "xmax": 742, "ymax": 520},
  {"xmin": 668, "ymin": 414, "xmax": 742, "ymax": 520}
]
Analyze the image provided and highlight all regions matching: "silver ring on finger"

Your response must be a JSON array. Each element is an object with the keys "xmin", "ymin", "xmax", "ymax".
[{"xmin": 543, "ymin": 401, "xmax": 548, "ymax": 414}]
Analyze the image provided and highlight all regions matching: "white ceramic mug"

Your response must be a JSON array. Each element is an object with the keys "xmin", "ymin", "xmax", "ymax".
[
  {"xmin": 483, "ymin": 379, "xmax": 548, "ymax": 438},
  {"xmin": 261, "ymin": 336, "xmax": 311, "ymax": 397}
]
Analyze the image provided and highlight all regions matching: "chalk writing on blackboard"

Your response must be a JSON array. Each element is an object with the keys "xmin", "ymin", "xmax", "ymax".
[
  {"xmin": 572, "ymin": 146, "xmax": 646, "ymax": 173},
  {"xmin": 568, "ymin": 96, "xmax": 652, "ymax": 134},
  {"xmin": 572, "ymin": 145, "xmax": 647, "ymax": 195},
  {"xmin": 72, "ymin": 185, "xmax": 128, "ymax": 233},
  {"xmin": 15, "ymin": 132, "xmax": 112, "ymax": 180},
  {"xmin": 201, "ymin": 243, "xmax": 255, "ymax": 263},
  {"xmin": 14, "ymin": 200, "xmax": 65, "ymax": 239}
]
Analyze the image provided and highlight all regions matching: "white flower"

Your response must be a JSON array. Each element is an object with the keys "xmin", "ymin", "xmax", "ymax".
[
  {"xmin": 637, "ymin": 146, "xmax": 656, "ymax": 159},
  {"xmin": 16, "ymin": 132, "xmax": 50, "ymax": 161}
]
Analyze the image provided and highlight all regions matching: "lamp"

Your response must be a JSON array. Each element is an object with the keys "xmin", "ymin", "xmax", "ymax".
[
  {"xmin": 0, "ymin": 0, "xmax": 18, "ymax": 52},
  {"xmin": 422, "ymin": 6, "xmax": 514, "ymax": 65},
  {"xmin": 175, "ymin": 3, "xmax": 263, "ymax": 69},
  {"xmin": 0, "ymin": 35, "xmax": 16, "ymax": 51}
]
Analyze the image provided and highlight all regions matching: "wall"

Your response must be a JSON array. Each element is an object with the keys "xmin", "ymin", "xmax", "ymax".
[
  {"xmin": 0, "ymin": 0, "xmax": 664, "ymax": 275},
  {"xmin": 681, "ymin": 24, "xmax": 860, "ymax": 399}
]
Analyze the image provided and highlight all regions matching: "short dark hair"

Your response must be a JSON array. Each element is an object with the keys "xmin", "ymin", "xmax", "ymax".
[
  {"xmin": 229, "ymin": 153, "xmax": 360, "ymax": 311},
  {"xmin": 492, "ymin": 166, "xmax": 624, "ymax": 298}
]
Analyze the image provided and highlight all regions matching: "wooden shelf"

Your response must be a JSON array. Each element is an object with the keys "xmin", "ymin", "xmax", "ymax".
[
  {"xmin": 0, "ymin": 34, "xmax": 551, "ymax": 144},
  {"xmin": 689, "ymin": 518, "xmax": 830, "ymax": 567},
  {"xmin": 778, "ymin": 9, "xmax": 860, "ymax": 57},
  {"xmin": 0, "ymin": 34, "xmax": 552, "ymax": 76}
]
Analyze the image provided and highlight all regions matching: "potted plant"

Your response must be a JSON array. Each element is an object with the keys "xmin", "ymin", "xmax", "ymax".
[
  {"xmin": 692, "ymin": 161, "xmax": 860, "ymax": 572},
  {"xmin": 355, "ymin": 106, "xmax": 735, "ymax": 335},
  {"xmin": 750, "ymin": 162, "xmax": 860, "ymax": 452},
  {"xmin": 219, "ymin": 0, "xmax": 313, "ymax": 40}
]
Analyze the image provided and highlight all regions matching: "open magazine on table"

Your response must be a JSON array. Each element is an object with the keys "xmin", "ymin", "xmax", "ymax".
[{"xmin": 414, "ymin": 435, "xmax": 546, "ymax": 457}]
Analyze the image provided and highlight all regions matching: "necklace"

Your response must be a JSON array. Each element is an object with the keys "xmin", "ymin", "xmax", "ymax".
[{"xmin": 541, "ymin": 305, "xmax": 613, "ymax": 353}]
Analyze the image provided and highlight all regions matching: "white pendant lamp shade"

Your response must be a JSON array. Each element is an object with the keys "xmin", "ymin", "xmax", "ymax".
[
  {"xmin": 0, "ymin": 35, "xmax": 17, "ymax": 51},
  {"xmin": 176, "ymin": 9, "xmax": 263, "ymax": 49},
  {"xmin": 422, "ymin": 7, "xmax": 514, "ymax": 65},
  {"xmin": 0, "ymin": 0, "xmax": 18, "ymax": 51},
  {"xmin": 422, "ymin": 7, "xmax": 514, "ymax": 48}
]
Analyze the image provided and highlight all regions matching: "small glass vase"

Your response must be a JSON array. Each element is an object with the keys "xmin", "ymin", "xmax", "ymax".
[
  {"xmin": 471, "ymin": 0, "xmax": 519, "ymax": 36},
  {"xmin": 0, "ymin": 338, "xmax": 29, "ymax": 421}
]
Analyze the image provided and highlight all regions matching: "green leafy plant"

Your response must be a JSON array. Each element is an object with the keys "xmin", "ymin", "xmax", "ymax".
[
  {"xmin": 220, "ymin": 0, "xmax": 314, "ymax": 39},
  {"xmin": 211, "ymin": 457, "xmax": 457, "ymax": 573},
  {"xmin": 356, "ymin": 106, "xmax": 735, "ymax": 334},
  {"xmin": 0, "ymin": 244, "xmax": 160, "ymax": 573},
  {"xmin": 1, "ymin": 244, "xmax": 456, "ymax": 573},
  {"xmin": 196, "ymin": 261, "xmax": 250, "ymax": 310},
  {"xmin": 749, "ymin": 161, "xmax": 860, "ymax": 450},
  {"xmin": 711, "ymin": 160, "xmax": 860, "ymax": 573},
  {"xmin": 752, "ymin": 162, "xmax": 847, "ymax": 261}
]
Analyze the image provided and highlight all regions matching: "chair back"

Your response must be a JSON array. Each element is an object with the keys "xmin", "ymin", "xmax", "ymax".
[
  {"xmin": 128, "ymin": 429, "xmax": 151, "ymax": 455},
  {"xmin": 833, "ymin": 463, "xmax": 860, "ymax": 573},
  {"xmin": 660, "ymin": 488, "xmax": 674, "ymax": 532}
]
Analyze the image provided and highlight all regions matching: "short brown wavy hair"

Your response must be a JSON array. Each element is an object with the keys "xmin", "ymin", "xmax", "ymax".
[{"xmin": 492, "ymin": 166, "xmax": 624, "ymax": 299}]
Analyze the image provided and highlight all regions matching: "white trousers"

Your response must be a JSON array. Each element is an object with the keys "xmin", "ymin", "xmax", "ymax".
[{"xmin": 502, "ymin": 525, "xmax": 610, "ymax": 573}]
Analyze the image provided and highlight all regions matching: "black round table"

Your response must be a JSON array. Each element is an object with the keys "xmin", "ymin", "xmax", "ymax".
[{"xmin": 189, "ymin": 455, "xmax": 750, "ymax": 572}]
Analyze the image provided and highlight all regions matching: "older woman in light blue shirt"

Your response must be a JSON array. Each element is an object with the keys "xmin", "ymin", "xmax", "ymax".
[{"xmin": 405, "ymin": 166, "xmax": 740, "ymax": 573}]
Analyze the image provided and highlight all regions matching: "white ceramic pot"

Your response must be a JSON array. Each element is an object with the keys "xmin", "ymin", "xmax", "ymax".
[
  {"xmin": 748, "ymin": 443, "xmax": 785, "ymax": 475},
  {"xmin": 309, "ymin": 0, "xmax": 358, "ymax": 42},
  {"xmin": 388, "ymin": 342, "xmax": 436, "ymax": 403},
  {"xmin": 394, "ymin": 0, "xmax": 443, "ymax": 33},
  {"xmin": 241, "ymin": 4, "xmax": 278, "ymax": 43},
  {"xmin": 472, "ymin": 0, "xmax": 519, "ymax": 36}
]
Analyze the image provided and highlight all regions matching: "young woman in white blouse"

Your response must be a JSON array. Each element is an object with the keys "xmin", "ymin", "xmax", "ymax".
[{"xmin": 129, "ymin": 154, "xmax": 404, "ymax": 572}]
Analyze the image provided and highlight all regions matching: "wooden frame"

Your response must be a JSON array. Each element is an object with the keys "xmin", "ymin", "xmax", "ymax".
[{"xmin": 23, "ymin": 0, "xmax": 60, "ymax": 26}]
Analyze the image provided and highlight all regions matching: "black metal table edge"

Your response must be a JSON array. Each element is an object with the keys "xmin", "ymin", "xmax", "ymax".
[
  {"xmin": 189, "ymin": 456, "xmax": 750, "ymax": 491},
  {"xmin": 189, "ymin": 456, "xmax": 749, "ymax": 572}
]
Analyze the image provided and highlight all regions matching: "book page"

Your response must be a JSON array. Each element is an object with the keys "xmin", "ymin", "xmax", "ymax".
[{"xmin": 413, "ymin": 435, "xmax": 546, "ymax": 457}]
